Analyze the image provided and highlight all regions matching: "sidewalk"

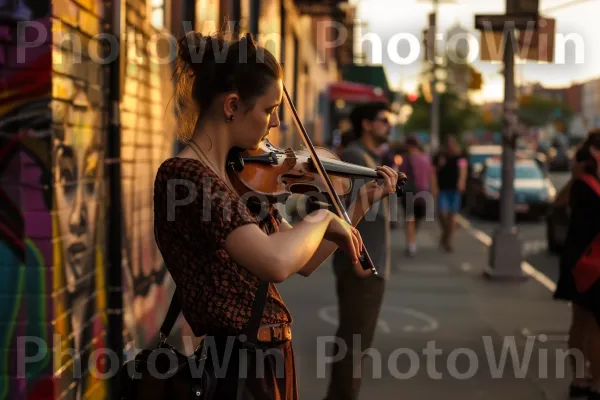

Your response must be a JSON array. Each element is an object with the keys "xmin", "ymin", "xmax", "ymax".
[{"xmin": 277, "ymin": 220, "xmax": 574, "ymax": 400}]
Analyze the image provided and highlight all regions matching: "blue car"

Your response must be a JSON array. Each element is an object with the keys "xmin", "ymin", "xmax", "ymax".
[{"xmin": 466, "ymin": 158, "xmax": 557, "ymax": 219}]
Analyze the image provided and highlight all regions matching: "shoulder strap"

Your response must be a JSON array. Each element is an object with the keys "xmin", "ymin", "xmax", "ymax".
[
  {"xmin": 159, "ymin": 281, "xmax": 270, "ymax": 340},
  {"xmin": 355, "ymin": 145, "xmax": 376, "ymax": 169},
  {"xmin": 159, "ymin": 289, "xmax": 182, "ymax": 339},
  {"xmin": 579, "ymin": 173, "xmax": 600, "ymax": 197},
  {"xmin": 236, "ymin": 281, "xmax": 269, "ymax": 399},
  {"xmin": 158, "ymin": 283, "xmax": 269, "ymax": 400}
]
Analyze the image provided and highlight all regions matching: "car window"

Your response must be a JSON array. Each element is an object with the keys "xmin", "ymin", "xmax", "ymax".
[
  {"xmin": 485, "ymin": 164, "xmax": 544, "ymax": 180},
  {"xmin": 470, "ymin": 154, "xmax": 494, "ymax": 165}
]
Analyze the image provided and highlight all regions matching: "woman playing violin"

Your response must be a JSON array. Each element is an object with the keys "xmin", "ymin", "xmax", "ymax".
[{"xmin": 153, "ymin": 31, "xmax": 399, "ymax": 399}]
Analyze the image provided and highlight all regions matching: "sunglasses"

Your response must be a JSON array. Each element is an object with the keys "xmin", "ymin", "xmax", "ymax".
[{"xmin": 373, "ymin": 117, "xmax": 390, "ymax": 125}]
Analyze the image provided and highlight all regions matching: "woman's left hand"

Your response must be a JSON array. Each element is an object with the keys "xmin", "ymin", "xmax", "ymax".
[{"xmin": 358, "ymin": 166, "xmax": 399, "ymax": 206}]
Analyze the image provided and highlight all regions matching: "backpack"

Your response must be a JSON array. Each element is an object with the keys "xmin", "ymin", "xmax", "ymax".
[{"xmin": 573, "ymin": 173, "xmax": 600, "ymax": 293}]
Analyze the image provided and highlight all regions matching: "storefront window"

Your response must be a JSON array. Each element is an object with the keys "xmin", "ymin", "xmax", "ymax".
[
  {"xmin": 150, "ymin": 0, "xmax": 164, "ymax": 29},
  {"xmin": 258, "ymin": 0, "xmax": 280, "ymax": 58},
  {"xmin": 196, "ymin": 0, "xmax": 219, "ymax": 34}
]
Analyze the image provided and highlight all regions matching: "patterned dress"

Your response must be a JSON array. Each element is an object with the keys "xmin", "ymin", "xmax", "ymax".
[{"xmin": 153, "ymin": 157, "xmax": 298, "ymax": 399}]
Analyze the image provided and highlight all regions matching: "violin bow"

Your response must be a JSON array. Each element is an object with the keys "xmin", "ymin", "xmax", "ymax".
[{"xmin": 282, "ymin": 84, "xmax": 380, "ymax": 276}]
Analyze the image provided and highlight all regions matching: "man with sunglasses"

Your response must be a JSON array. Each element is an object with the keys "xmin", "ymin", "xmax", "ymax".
[{"xmin": 325, "ymin": 102, "xmax": 393, "ymax": 400}]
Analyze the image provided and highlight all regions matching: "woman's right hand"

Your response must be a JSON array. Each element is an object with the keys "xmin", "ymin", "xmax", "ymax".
[{"xmin": 323, "ymin": 213, "xmax": 363, "ymax": 265}]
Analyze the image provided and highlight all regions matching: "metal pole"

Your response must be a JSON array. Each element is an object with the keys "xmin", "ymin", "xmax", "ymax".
[
  {"xmin": 106, "ymin": 0, "xmax": 124, "ymax": 396},
  {"xmin": 501, "ymin": 26, "xmax": 516, "ymax": 230},
  {"xmin": 250, "ymin": 0, "xmax": 260, "ymax": 36},
  {"xmin": 487, "ymin": 21, "xmax": 525, "ymax": 279},
  {"xmin": 429, "ymin": 1, "xmax": 440, "ymax": 153}
]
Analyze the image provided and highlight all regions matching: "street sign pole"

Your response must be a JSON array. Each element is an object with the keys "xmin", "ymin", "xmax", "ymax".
[
  {"xmin": 418, "ymin": 0, "xmax": 458, "ymax": 153},
  {"xmin": 429, "ymin": 5, "xmax": 440, "ymax": 153},
  {"xmin": 486, "ymin": 22, "xmax": 526, "ymax": 279}
]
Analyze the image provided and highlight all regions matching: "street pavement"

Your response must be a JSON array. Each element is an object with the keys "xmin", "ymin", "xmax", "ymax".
[{"xmin": 277, "ymin": 218, "xmax": 574, "ymax": 400}]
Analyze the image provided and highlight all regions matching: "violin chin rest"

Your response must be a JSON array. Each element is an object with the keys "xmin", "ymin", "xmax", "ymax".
[{"xmin": 228, "ymin": 151, "xmax": 244, "ymax": 172}]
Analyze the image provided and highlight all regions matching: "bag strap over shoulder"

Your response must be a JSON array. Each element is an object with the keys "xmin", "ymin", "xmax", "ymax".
[
  {"xmin": 236, "ymin": 280, "xmax": 270, "ymax": 399},
  {"xmin": 159, "ymin": 281, "xmax": 270, "ymax": 342},
  {"xmin": 159, "ymin": 289, "xmax": 182, "ymax": 340}
]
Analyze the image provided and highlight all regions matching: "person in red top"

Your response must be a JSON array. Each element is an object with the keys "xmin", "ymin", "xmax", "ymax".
[
  {"xmin": 554, "ymin": 131, "xmax": 600, "ymax": 399},
  {"xmin": 153, "ymin": 31, "xmax": 399, "ymax": 399}
]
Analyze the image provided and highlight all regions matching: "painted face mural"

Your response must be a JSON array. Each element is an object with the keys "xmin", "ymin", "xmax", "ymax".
[
  {"xmin": 52, "ymin": 82, "xmax": 106, "ymax": 400},
  {"xmin": 53, "ymin": 89, "xmax": 101, "ymax": 298}
]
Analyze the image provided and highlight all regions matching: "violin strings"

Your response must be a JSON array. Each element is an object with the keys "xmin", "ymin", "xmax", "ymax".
[{"xmin": 282, "ymin": 86, "xmax": 348, "ymax": 220}]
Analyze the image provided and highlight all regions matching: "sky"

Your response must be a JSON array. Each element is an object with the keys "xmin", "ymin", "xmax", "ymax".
[{"xmin": 351, "ymin": 0, "xmax": 600, "ymax": 103}]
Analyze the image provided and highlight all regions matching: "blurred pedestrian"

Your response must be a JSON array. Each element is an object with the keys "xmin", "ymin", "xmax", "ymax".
[
  {"xmin": 399, "ymin": 136, "xmax": 437, "ymax": 256},
  {"xmin": 325, "ymin": 101, "xmax": 394, "ymax": 400},
  {"xmin": 554, "ymin": 131, "xmax": 600, "ymax": 400},
  {"xmin": 432, "ymin": 136, "xmax": 468, "ymax": 252}
]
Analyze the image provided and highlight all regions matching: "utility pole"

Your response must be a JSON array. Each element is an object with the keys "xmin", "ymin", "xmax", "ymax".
[
  {"xmin": 475, "ymin": 0, "xmax": 540, "ymax": 279},
  {"xmin": 488, "ymin": 22, "xmax": 525, "ymax": 279},
  {"xmin": 429, "ymin": 5, "xmax": 440, "ymax": 154},
  {"xmin": 420, "ymin": 0, "xmax": 458, "ymax": 152}
]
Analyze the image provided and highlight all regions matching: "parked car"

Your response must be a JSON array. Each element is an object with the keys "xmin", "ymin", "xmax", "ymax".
[
  {"xmin": 545, "ymin": 180, "xmax": 571, "ymax": 253},
  {"xmin": 465, "ymin": 145, "xmax": 503, "ymax": 209},
  {"xmin": 467, "ymin": 145, "xmax": 502, "ymax": 175},
  {"xmin": 466, "ymin": 158, "xmax": 557, "ymax": 219}
]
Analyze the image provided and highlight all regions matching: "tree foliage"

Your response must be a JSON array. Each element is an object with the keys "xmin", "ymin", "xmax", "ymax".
[
  {"xmin": 518, "ymin": 95, "xmax": 573, "ymax": 127},
  {"xmin": 403, "ymin": 84, "xmax": 479, "ymax": 143}
]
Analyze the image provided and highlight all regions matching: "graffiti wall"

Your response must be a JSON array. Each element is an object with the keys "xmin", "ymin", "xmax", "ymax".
[
  {"xmin": 0, "ymin": 0, "xmax": 176, "ymax": 398},
  {"xmin": 51, "ymin": 0, "xmax": 110, "ymax": 398},
  {"xmin": 0, "ymin": 0, "xmax": 55, "ymax": 399}
]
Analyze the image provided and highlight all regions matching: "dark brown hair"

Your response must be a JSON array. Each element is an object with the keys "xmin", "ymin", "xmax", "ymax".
[
  {"xmin": 349, "ymin": 102, "xmax": 390, "ymax": 138},
  {"xmin": 173, "ymin": 31, "xmax": 284, "ymax": 142}
]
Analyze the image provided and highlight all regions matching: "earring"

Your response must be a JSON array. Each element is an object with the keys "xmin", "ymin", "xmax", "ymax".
[{"xmin": 226, "ymin": 115, "xmax": 234, "ymax": 122}]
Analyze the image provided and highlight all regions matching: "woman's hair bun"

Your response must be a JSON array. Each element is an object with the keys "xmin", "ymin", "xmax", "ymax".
[
  {"xmin": 171, "ymin": 29, "xmax": 283, "ymax": 143},
  {"xmin": 177, "ymin": 31, "xmax": 222, "ymax": 72}
]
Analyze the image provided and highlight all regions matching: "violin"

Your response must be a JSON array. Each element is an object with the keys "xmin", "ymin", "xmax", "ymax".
[
  {"xmin": 227, "ymin": 138, "xmax": 407, "ymax": 204},
  {"xmin": 226, "ymin": 84, "xmax": 408, "ymax": 276}
]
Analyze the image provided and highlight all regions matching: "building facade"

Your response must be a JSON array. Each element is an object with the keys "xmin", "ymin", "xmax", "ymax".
[
  {"xmin": 0, "ymin": 0, "xmax": 346, "ymax": 399},
  {"xmin": 582, "ymin": 77, "xmax": 600, "ymax": 130}
]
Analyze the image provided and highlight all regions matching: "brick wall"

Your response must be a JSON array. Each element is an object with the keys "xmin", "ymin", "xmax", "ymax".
[
  {"xmin": 0, "ymin": 0, "xmax": 176, "ymax": 398},
  {"xmin": 119, "ymin": 0, "xmax": 177, "ymax": 356}
]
